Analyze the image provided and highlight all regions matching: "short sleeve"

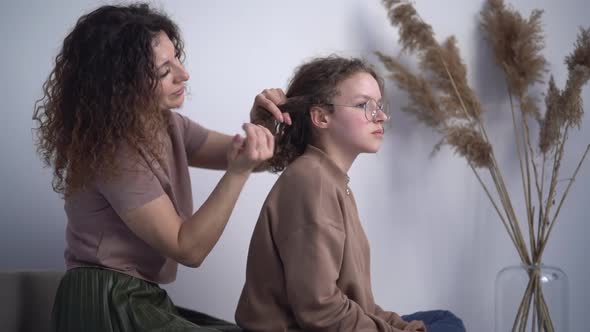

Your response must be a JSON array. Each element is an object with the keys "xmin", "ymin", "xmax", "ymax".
[
  {"xmin": 95, "ymin": 146, "xmax": 165, "ymax": 218},
  {"xmin": 171, "ymin": 112, "xmax": 209, "ymax": 158}
]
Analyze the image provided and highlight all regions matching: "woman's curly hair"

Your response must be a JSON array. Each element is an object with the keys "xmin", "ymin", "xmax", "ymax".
[
  {"xmin": 33, "ymin": 3, "xmax": 184, "ymax": 196},
  {"xmin": 253, "ymin": 55, "xmax": 385, "ymax": 172}
]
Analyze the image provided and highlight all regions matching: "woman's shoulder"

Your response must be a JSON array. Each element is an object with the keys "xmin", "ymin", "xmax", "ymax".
[
  {"xmin": 167, "ymin": 111, "xmax": 208, "ymax": 152},
  {"xmin": 167, "ymin": 110, "xmax": 190, "ymax": 134}
]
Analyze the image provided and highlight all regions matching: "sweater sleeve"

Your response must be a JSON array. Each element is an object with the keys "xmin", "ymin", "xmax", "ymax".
[
  {"xmin": 279, "ymin": 225, "xmax": 402, "ymax": 332},
  {"xmin": 275, "ymin": 170, "xmax": 402, "ymax": 332}
]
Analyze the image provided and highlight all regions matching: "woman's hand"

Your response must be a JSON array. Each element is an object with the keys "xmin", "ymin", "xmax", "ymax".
[
  {"xmin": 227, "ymin": 123, "xmax": 274, "ymax": 174},
  {"xmin": 250, "ymin": 88, "xmax": 291, "ymax": 125}
]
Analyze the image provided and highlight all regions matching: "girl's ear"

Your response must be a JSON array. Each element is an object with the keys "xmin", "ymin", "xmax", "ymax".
[{"xmin": 309, "ymin": 106, "xmax": 330, "ymax": 129}]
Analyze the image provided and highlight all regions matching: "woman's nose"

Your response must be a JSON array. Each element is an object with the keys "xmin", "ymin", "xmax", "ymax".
[{"xmin": 174, "ymin": 64, "xmax": 189, "ymax": 83}]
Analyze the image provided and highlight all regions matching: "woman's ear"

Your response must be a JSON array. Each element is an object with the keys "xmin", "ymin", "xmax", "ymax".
[{"xmin": 309, "ymin": 106, "xmax": 330, "ymax": 129}]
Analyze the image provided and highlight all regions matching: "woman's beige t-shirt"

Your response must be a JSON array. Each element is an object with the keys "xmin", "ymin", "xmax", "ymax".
[{"xmin": 64, "ymin": 111, "xmax": 208, "ymax": 284}]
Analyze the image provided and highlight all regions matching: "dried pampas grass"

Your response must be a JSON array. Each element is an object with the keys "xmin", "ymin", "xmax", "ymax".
[{"xmin": 377, "ymin": 1, "xmax": 589, "ymax": 330}]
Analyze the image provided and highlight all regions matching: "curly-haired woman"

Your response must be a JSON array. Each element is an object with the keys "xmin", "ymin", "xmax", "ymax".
[
  {"xmin": 33, "ymin": 3, "xmax": 284, "ymax": 331},
  {"xmin": 236, "ymin": 56, "xmax": 466, "ymax": 332}
]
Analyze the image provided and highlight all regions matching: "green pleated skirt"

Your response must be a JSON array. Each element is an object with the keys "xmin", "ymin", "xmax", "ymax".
[{"xmin": 52, "ymin": 267, "xmax": 241, "ymax": 332}]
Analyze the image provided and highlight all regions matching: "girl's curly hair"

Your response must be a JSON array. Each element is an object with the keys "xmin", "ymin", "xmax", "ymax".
[
  {"xmin": 33, "ymin": 3, "xmax": 184, "ymax": 196},
  {"xmin": 253, "ymin": 55, "xmax": 385, "ymax": 172}
]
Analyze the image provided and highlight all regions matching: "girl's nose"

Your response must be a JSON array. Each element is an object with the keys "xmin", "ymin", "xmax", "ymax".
[{"xmin": 374, "ymin": 108, "xmax": 389, "ymax": 122}]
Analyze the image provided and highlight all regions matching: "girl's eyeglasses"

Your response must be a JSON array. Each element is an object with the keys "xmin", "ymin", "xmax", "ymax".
[{"xmin": 323, "ymin": 99, "xmax": 390, "ymax": 122}]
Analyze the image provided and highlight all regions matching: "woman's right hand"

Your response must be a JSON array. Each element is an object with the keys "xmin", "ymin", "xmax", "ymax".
[{"xmin": 226, "ymin": 123, "xmax": 274, "ymax": 175}]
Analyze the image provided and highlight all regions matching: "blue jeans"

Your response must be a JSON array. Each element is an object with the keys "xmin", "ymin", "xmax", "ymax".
[{"xmin": 402, "ymin": 310, "xmax": 466, "ymax": 332}]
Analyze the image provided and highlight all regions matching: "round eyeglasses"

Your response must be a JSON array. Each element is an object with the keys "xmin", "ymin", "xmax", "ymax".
[{"xmin": 324, "ymin": 99, "xmax": 390, "ymax": 122}]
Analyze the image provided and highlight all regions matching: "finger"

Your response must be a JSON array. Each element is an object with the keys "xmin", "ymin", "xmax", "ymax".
[
  {"xmin": 242, "ymin": 123, "xmax": 258, "ymax": 158},
  {"xmin": 254, "ymin": 125, "xmax": 266, "ymax": 156},
  {"xmin": 256, "ymin": 125, "xmax": 274, "ymax": 159},
  {"xmin": 261, "ymin": 125, "xmax": 274, "ymax": 154},
  {"xmin": 276, "ymin": 88, "xmax": 287, "ymax": 101},
  {"xmin": 255, "ymin": 93, "xmax": 284, "ymax": 123},
  {"xmin": 269, "ymin": 89, "xmax": 291, "ymax": 126},
  {"xmin": 228, "ymin": 134, "xmax": 244, "ymax": 159},
  {"xmin": 417, "ymin": 320, "xmax": 426, "ymax": 331},
  {"xmin": 233, "ymin": 134, "xmax": 245, "ymax": 149},
  {"xmin": 282, "ymin": 112, "xmax": 292, "ymax": 125},
  {"xmin": 403, "ymin": 322, "xmax": 416, "ymax": 331},
  {"xmin": 255, "ymin": 125, "xmax": 268, "ymax": 150},
  {"xmin": 265, "ymin": 88, "xmax": 287, "ymax": 105},
  {"xmin": 251, "ymin": 94, "xmax": 282, "ymax": 123},
  {"xmin": 408, "ymin": 320, "xmax": 425, "ymax": 331}
]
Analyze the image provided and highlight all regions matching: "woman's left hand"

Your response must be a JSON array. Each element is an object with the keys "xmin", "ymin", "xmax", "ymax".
[{"xmin": 250, "ymin": 88, "xmax": 291, "ymax": 125}]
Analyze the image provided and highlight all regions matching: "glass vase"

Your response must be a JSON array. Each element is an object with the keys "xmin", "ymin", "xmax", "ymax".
[{"xmin": 495, "ymin": 263, "xmax": 569, "ymax": 332}]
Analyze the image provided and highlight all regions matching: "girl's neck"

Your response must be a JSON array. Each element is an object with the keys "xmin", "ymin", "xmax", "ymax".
[{"xmin": 312, "ymin": 140, "xmax": 357, "ymax": 174}]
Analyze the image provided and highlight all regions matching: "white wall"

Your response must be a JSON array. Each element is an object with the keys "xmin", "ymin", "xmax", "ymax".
[{"xmin": 1, "ymin": 0, "xmax": 589, "ymax": 330}]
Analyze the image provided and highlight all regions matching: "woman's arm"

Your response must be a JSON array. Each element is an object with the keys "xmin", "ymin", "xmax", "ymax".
[
  {"xmin": 188, "ymin": 88, "xmax": 289, "ymax": 170},
  {"xmin": 188, "ymin": 130, "xmax": 233, "ymax": 170},
  {"xmin": 122, "ymin": 123, "xmax": 273, "ymax": 267}
]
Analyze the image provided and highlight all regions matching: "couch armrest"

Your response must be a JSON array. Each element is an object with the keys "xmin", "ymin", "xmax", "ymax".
[{"xmin": 0, "ymin": 270, "xmax": 64, "ymax": 332}]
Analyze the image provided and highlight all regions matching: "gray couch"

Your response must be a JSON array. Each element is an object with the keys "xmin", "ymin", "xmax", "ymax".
[{"xmin": 0, "ymin": 270, "xmax": 64, "ymax": 332}]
